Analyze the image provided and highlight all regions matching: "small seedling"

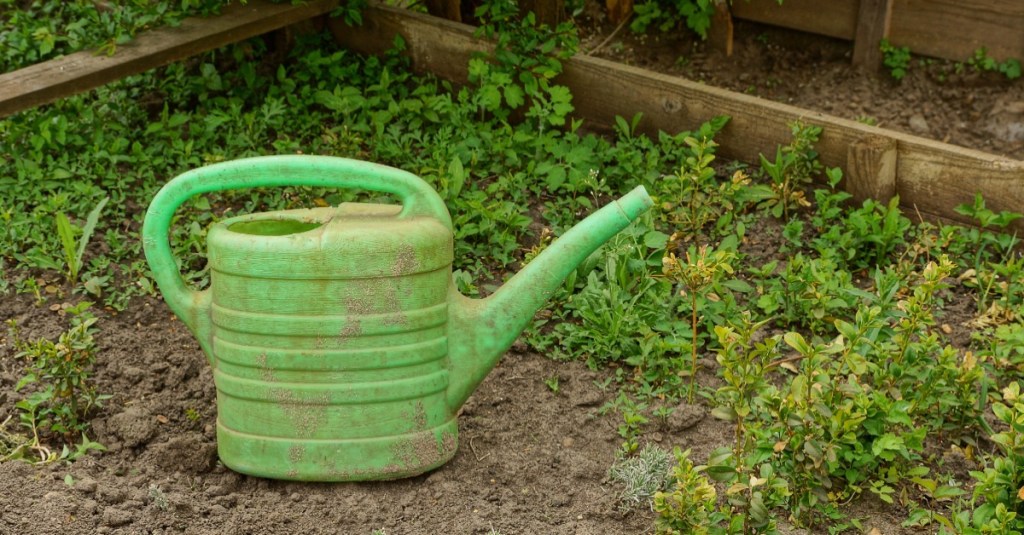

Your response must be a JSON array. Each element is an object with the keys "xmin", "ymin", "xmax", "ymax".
[
  {"xmin": 6, "ymin": 302, "xmax": 108, "ymax": 462},
  {"xmin": 55, "ymin": 197, "xmax": 109, "ymax": 285},
  {"xmin": 880, "ymin": 39, "xmax": 911, "ymax": 80},
  {"xmin": 149, "ymin": 484, "xmax": 169, "ymax": 511},
  {"xmin": 543, "ymin": 376, "xmax": 560, "ymax": 394}
]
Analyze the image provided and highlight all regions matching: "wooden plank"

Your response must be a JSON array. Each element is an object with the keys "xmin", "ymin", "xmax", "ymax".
[
  {"xmin": 851, "ymin": 0, "xmax": 893, "ymax": 67},
  {"xmin": 329, "ymin": 4, "xmax": 1024, "ymax": 232},
  {"xmin": 425, "ymin": 0, "xmax": 462, "ymax": 22},
  {"xmin": 727, "ymin": 0, "xmax": 1024, "ymax": 63},
  {"xmin": 889, "ymin": 0, "xmax": 1024, "ymax": 62},
  {"xmin": 606, "ymin": 0, "xmax": 634, "ymax": 24},
  {"xmin": 707, "ymin": 1, "xmax": 734, "ymax": 57},
  {"xmin": 0, "ymin": 0, "xmax": 338, "ymax": 118},
  {"xmin": 846, "ymin": 135, "xmax": 897, "ymax": 204},
  {"xmin": 730, "ymin": 0, "xmax": 858, "ymax": 40},
  {"xmin": 519, "ymin": 0, "xmax": 564, "ymax": 26}
]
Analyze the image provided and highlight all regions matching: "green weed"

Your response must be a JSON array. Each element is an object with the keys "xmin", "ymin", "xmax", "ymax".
[
  {"xmin": 630, "ymin": 0, "xmax": 715, "ymax": 39},
  {"xmin": 880, "ymin": 39, "xmax": 912, "ymax": 80},
  {"xmin": 5, "ymin": 302, "xmax": 108, "ymax": 463},
  {"xmin": 55, "ymin": 196, "xmax": 108, "ymax": 285}
]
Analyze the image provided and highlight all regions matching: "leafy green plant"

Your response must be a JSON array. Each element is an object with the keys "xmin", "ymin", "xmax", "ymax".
[
  {"xmin": 811, "ymin": 195, "xmax": 911, "ymax": 271},
  {"xmin": 653, "ymin": 448, "xmax": 725, "ymax": 534},
  {"xmin": 471, "ymin": 0, "xmax": 579, "ymax": 126},
  {"xmin": 758, "ymin": 122, "xmax": 825, "ymax": 219},
  {"xmin": 949, "ymin": 382, "xmax": 1024, "ymax": 533},
  {"xmin": 662, "ymin": 243, "xmax": 734, "ymax": 401},
  {"xmin": 5, "ymin": 302, "xmax": 108, "ymax": 463},
  {"xmin": 55, "ymin": 196, "xmax": 108, "ymax": 285},
  {"xmin": 0, "ymin": 1, "xmax": 238, "ymax": 72},
  {"xmin": 630, "ymin": 0, "xmax": 715, "ymax": 39},
  {"xmin": 880, "ymin": 39, "xmax": 912, "ymax": 80},
  {"xmin": 967, "ymin": 47, "xmax": 1022, "ymax": 80},
  {"xmin": 707, "ymin": 314, "xmax": 789, "ymax": 533}
]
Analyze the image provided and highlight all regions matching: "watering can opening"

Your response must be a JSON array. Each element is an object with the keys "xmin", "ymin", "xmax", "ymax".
[{"xmin": 227, "ymin": 219, "xmax": 323, "ymax": 236}]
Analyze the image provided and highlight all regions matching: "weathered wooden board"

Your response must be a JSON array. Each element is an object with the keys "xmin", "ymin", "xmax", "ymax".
[
  {"xmin": 889, "ymin": 0, "xmax": 1024, "ymax": 62},
  {"xmin": 0, "ymin": 0, "xmax": 338, "ymax": 118},
  {"xmin": 330, "ymin": 4, "xmax": 1024, "ymax": 231},
  {"xmin": 731, "ymin": 0, "xmax": 859, "ymax": 40},
  {"xmin": 731, "ymin": 0, "xmax": 1024, "ymax": 63},
  {"xmin": 851, "ymin": 0, "xmax": 893, "ymax": 67}
]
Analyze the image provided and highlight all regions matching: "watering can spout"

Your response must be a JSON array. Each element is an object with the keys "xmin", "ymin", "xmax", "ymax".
[{"xmin": 446, "ymin": 186, "xmax": 653, "ymax": 411}]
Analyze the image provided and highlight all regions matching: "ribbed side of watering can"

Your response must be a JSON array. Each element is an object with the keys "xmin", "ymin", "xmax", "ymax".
[{"xmin": 206, "ymin": 204, "xmax": 457, "ymax": 481}]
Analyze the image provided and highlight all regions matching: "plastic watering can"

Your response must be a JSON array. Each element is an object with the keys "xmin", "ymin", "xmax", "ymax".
[{"xmin": 143, "ymin": 155, "xmax": 652, "ymax": 481}]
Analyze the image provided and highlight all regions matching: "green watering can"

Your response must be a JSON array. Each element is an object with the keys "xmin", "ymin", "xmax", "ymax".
[{"xmin": 143, "ymin": 155, "xmax": 652, "ymax": 481}]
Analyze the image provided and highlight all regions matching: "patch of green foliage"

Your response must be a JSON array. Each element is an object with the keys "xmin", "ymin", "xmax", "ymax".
[
  {"xmin": 4, "ymin": 303, "xmax": 108, "ymax": 463},
  {"xmin": 0, "ymin": 0, "xmax": 239, "ymax": 72},
  {"xmin": 880, "ymin": 38, "xmax": 912, "ymax": 80},
  {"xmin": 967, "ymin": 47, "xmax": 1022, "ymax": 80}
]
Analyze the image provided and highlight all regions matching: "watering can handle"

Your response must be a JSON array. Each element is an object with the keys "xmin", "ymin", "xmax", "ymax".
[{"xmin": 141, "ymin": 155, "xmax": 452, "ymax": 363}]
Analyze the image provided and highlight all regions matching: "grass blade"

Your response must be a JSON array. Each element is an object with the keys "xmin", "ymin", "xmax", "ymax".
[
  {"xmin": 55, "ymin": 213, "xmax": 78, "ymax": 282},
  {"xmin": 74, "ymin": 197, "xmax": 109, "ymax": 275}
]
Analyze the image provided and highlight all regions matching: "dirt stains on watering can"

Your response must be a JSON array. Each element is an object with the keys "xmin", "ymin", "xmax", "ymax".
[{"xmin": 257, "ymin": 352, "xmax": 330, "ymax": 439}]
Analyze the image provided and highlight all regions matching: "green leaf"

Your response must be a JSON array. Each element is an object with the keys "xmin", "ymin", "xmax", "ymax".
[
  {"xmin": 55, "ymin": 212, "xmax": 77, "ymax": 280},
  {"xmin": 643, "ymin": 230, "xmax": 670, "ymax": 250},
  {"xmin": 783, "ymin": 331, "xmax": 810, "ymax": 355},
  {"xmin": 704, "ymin": 464, "xmax": 736, "ymax": 482},
  {"xmin": 503, "ymin": 84, "xmax": 525, "ymax": 109},
  {"xmin": 447, "ymin": 157, "xmax": 466, "ymax": 198},
  {"xmin": 721, "ymin": 279, "xmax": 753, "ymax": 293},
  {"xmin": 711, "ymin": 405, "xmax": 737, "ymax": 421},
  {"xmin": 871, "ymin": 433, "xmax": 905, "ymax": 460}
]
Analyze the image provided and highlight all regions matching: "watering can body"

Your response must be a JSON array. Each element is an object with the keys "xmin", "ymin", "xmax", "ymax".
[{"xmin": 143, "ymin": 155, "xmax": 651, "ymax": 481}]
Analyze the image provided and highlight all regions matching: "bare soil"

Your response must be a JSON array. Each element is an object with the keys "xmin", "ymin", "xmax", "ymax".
[
  {"xmin": 1, "ymin": 7, "xmax": 1015, "ymax": 535},
  {"xmin": 0, "ymin": 291, "xmax": 732, "ymax": 535}
]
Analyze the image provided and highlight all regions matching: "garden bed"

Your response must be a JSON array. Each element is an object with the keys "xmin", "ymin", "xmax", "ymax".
[{"xmin": 2, "ymin": 2, "xmax": 1024, "ymax": 534}]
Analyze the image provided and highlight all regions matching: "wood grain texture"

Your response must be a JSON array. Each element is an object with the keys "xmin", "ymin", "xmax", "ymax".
[
  {"xmin": 519, "ymin": 0, "xmax": 564, "ymax": 26},
  {"xmin": 425, "ymin": 0, "xmax": 462, "ymax": 22},
  {"xmin": 707, "ymin": 1, "xmax": 734, "ymax": 57},
  {"xmin": 606, "ymin": 0, "xmax": 634, "ymax": 24},
  {"xmin": 731, "ymin": 0, "xmax": 859, "ymax": 40},
  {"xmin": 333, "ymin": 4, "xmax": 1024, "ymax": 230},
  {"xmin": 846, "ymin": 135, "xmax": 897, "ymax": 203},
  {"xmin": 889, "ymin": 0, "xmax": 1024, "ymax": 62},
  {"xmin": 730, "ymin": 0, "xmax": 1023, "ymax": 63},
  {"xmin": 852, "ymin": 0, "xmax": 893, "ymax": 67},
  {"xmin": 0, "ymin": 0, "xmax": 338, "ymax": 118}
]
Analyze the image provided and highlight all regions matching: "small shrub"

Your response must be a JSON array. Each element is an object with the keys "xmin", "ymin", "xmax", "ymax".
[
  {"xmin": 653, "ymin": 448, "xmax": 724, "ymax": 534},
  {"xmin": 609, "ymin": 444, "xmax": 674, "ymax": 508}
]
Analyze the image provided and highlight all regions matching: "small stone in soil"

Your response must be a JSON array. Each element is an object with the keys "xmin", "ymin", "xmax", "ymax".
[
  {"xmin": 101, "ymin": 508, "xmax": 132, "ymax": 527},
  {"xmin": 909, "ymin": 113, "xmax": 931, "ymax": 135},
  {"xmin": 205, "ymin": 485, "xmax": 229, "ymax": 497}
]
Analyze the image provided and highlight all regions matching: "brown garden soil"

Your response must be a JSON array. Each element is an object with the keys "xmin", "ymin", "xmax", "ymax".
[
  {"xmin": 0, "ymin": 291, "xmax": 728, "ymax": 535},
  {"xmin": 1, "ymin": 6, "xmax": 1019, "ymax": 535}
]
